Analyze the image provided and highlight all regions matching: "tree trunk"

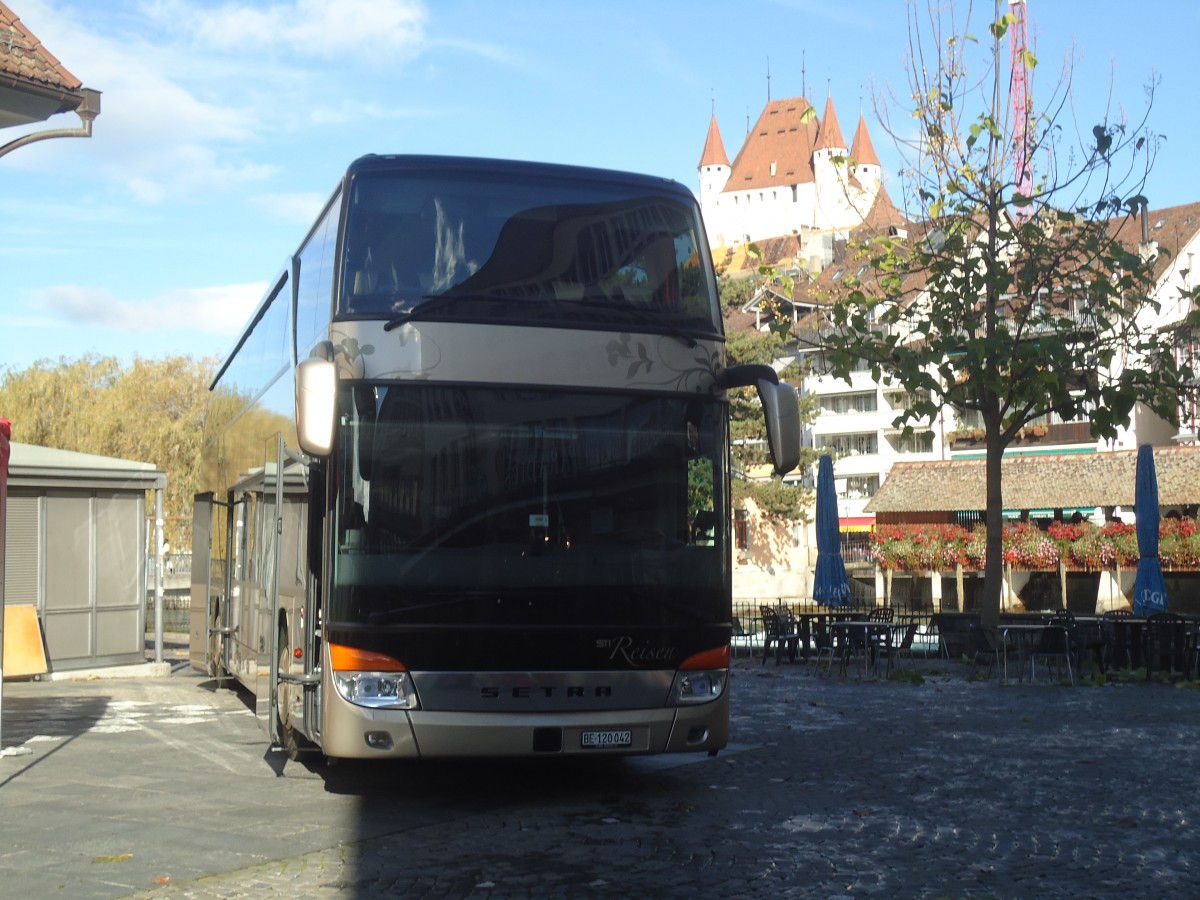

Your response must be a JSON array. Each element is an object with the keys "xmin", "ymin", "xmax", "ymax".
[{"xmin": 981, "ymin": 433, "xmax": 1006, "ymax": 626}]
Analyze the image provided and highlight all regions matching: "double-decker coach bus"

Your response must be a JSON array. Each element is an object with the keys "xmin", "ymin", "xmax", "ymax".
[{"xmin": 191, "ymin": 154, "xmax": 799, "ymax": 760}]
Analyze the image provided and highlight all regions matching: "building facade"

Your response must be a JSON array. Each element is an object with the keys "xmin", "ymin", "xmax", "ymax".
[{"xmin": 698, "ymin": 94, "xmax": 886, "ymax": 271}]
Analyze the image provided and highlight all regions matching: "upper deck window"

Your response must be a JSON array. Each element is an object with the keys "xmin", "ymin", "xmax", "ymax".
[{"xmin": 339, "ymin": 166, "xmax": 721, "ymax": 337}]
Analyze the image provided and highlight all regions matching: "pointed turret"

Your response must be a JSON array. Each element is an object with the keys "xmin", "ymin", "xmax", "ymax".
[
  {"xmin": 697, "ymin": 113, "xmax": 732, "ymax": 243},
  {"xmin": 698, "ymin": 114, "xmax": 729, "ymax": 168},
  {"xmin": 812, "ymin": 95, "xmax": 854, "ymax": 231},
  {"xmin": 814, "ymin": 95, "xmax": 846, "ymax": 153},
  {"xmin": 850, "ymin": 114, "xmax": 880, "ymax": 167}
]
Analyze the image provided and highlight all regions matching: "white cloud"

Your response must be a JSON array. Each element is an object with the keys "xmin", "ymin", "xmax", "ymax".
[
  {"xmin": 251, "ymin": 191, "xmax": 331, "ymax": 224},
  {"xmin": 141, "ymin": 0, "xmax": 428, "ymax": 63},
  {"xmin": 32, "ymin": 282, "xmax": 266, "ymax": 336},
  {"xmin": 3, "ymin": 1, "xmax": 425, "ymax": 205}
]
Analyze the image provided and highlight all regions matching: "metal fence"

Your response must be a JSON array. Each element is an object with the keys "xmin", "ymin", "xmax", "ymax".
[
  {"xmin": 145, "ymin": 551, "xmax": 193, "ymax": 635},
  {"xmin": 731, "ymin": 596, "xmax": 943, "ymax": 660}
]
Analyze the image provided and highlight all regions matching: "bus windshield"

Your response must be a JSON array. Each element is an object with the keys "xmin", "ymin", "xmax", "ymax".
[
  {"xmin": 329, "ymin": 383, "xmax": 726, "ymax": 627},
  {"xmin": 339, "ymin": 167, "xmax": 721, "ymax": 337}
]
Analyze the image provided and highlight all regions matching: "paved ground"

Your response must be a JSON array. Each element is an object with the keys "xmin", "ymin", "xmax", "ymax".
[{"xmin": 1, "ymin": 652, "xmax": 1197, "ymax": 899}]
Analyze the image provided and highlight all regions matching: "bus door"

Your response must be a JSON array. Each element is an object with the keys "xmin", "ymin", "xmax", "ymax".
[
  {"xmin": 189, "ymin": 490, "xmax": 244, "ymax": 679},
  {"xmin": 253, "ymin": 437, "xmax": 284, "ymax": 731},
  {"xmin": 188, "ymin": 492, "xmax": 215, "ymax": 675},
  {"xmin": 260, "ymin": 435, "xmax": 321, "ymax": 750}
]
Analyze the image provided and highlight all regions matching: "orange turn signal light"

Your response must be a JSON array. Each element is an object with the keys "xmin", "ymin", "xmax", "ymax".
[
  {"xmin": 679, "ymin": 645, "xmax": 730, "ymax": 670},
  {"xmin": 329, "ymin": 643, "xmax": 407, "ymax": 672}
]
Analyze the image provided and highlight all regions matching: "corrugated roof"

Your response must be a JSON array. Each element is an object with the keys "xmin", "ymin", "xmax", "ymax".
[
  {"xmin": 10, "ymin": 441, "xmax": 160, "ymax": 474},
  {"xmin": 865, "ymin": 446, "xmax": 1200, "ymax": 513}
]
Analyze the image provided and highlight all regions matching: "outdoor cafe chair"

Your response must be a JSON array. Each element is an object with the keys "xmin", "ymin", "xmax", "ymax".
[
  {"xmin": 860, "ymin": 608, "xmax": 893, "ymax": 671},
  {"xmin": 1143, "ymin": 612, "xmax": 1188, "ymax": 680},
  {"xmin": 1048, "ymin": 608, "xmax": 1099, "ymax": 676},
  {"xmin": 1187, "ymin": 625, "xmax": 1200, "ymax": 681},
  {"xmin": 730, "ymin": 616, "xmax": 760, "ymax": 660},
  {"xmin": 1030, "ymin": 615, "xmax": 1075, "ymax": 685},
  {"xmin": 759, "ymin": 605, "xmax": 800, "ymax": 665},
  {"xmin": 883, "ymin": 622, "xmax": 919, "ymax": 672},
  {"xmin": 968, "ymin": 625, "xmax": 1010, "ymax": 681},
  {"xmin": 924, "ymin": 614, "xmax": 951, "ymax": 660},
  {"xmin": 1101, "ymin": 609, "xmax": 1135, "ymax": 671}
]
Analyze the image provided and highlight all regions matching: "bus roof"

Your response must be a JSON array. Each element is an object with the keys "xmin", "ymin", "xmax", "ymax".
[{"xmin": 343, "ymin": 154, "xmax": 690, "ymax": 198}]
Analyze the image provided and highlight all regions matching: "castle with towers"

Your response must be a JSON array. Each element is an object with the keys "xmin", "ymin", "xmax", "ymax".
[{"xmin": 697, "ymin": 94, "xmax": 896, "ymax": 272}]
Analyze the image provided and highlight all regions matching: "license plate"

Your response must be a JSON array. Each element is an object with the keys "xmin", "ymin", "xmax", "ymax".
[{"xmin": 581, "ymin": 729, "xmax": 632, "ymax": 748}]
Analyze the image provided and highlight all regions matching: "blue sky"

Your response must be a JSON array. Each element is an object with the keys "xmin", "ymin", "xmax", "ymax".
[{"xmin": 1, "ymin": 0, "xmax": 1195, "ymax": 375}]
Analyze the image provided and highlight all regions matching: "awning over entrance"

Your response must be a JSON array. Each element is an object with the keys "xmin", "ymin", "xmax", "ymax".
[{"xmin": 839, "ymin": 516, "xmax": 875, "ymax": 532}]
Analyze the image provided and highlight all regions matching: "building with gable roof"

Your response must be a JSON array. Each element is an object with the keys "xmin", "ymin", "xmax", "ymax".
[
  {"xmin": 790, "ymin": 201, "xmax": 1200, "ymax": 522},
  {"xmin": 4, "ymin": 442, "xmax": 167, "ymax": 672},
  {"xmin": 0, "ymin": 1, "xmax": 99, "ymax": 156},
  {"xmin": 697, "ymin": 94, "xmax": 887, "ymax": 271},
  {"xmin": 724, "ymin": 198, "xmax": 1200, "ymax": 609}
]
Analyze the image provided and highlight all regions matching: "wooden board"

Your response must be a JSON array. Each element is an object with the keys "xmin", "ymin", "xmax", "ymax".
[{"xmin": 3, "ymin": 605, "xmax": 48, "ymax": 678}]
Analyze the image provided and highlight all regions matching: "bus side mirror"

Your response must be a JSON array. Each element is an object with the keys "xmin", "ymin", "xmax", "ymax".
[
  {"xmin": 757, "ymin": 379, "xmax": 800, "ymax": 476},
  {"xmin": 296, "ymin": 356, "xmax": 338, "ymax": 457}
]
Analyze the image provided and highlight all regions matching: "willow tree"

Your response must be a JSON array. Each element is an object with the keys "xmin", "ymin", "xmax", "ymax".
[
  {"xmin": 0, "ymin": 354, "xmax": 216, "ymax": 546},
  {"xmin": 815, "ymin": 2, "xmax": 1198, "ymax": 624}
]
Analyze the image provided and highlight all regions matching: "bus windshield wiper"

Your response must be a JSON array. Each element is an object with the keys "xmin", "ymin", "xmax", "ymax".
[{"xmin": 383, "ymin": 293, "xmax": 486, "ymax": 331}]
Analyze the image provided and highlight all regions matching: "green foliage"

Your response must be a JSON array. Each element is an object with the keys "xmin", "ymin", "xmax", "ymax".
[
  {"xmin": 808, "ymin": 4, "xmax": 1200, "ymax": 624},
  {"xmin": 731, "ymin": 472, "xmax": 805, "ymax": 522},
  {"xmin": 718, "ymin": 273, "xmax": 757, "ymax": 313},
  {"xmin": 720, "ymin": 270, "xmax": 817, "ymax": 521},
  {"xmin": 0, "ymin": 354, "xmax": 216, "ymax": 546}
]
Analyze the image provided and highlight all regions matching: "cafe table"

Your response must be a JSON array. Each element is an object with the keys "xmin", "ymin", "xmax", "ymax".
[
  {"xmin": 1001, "ymin": 621, "xmax": 1076, "ymax": 683},
  {"xmin": 826, "ymin": 619, "xmax": 892, "ymax": 678}
]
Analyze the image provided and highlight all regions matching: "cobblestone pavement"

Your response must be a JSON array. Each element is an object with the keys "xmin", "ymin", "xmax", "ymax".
[{"xmin": 1, "ymin": 657, "xmax": 1198, "ymax": 899}]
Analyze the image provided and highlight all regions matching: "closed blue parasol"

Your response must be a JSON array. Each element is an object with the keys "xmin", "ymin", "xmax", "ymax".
[
  {"xmin": 813, "ymin": 454, "xmax": 852, "ymax": 606},
  {"xmin": 1133, "ymin": 443, "xmax": 1168, "ymax": 616}
]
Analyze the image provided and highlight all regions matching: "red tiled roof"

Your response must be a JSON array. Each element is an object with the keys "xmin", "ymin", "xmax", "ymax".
[
  {"xmin": 850, "ymin": 114, "xmax": 880, "ymax": 167},
  {"xmin": 1106, "ymin": 200, "xmax": 1200, "ymax": 283},
  {"xmin": 814, "ymin": 95, "xmax": 845, "ymax": 152},
  {"xmin": 726, "ymin": 96, "xmax": 818, "ymax": 191},
  {"xmin": 0, "ymin": 1, "xmax": 82, "ymax": 90},
  {"xmin": 698, "ymin": 114, "xmax": 729, "ymax": 168},
  {"xmin": 866, "ymin": 446, "xmax": 1200, "ymax": 513}
]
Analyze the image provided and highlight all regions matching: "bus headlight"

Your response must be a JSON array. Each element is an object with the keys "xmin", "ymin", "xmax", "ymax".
[
  {"xmin": 669, "ymin": 645, "xmax": 729, "ymax": 705},
  {"xmin": 332, "ymin": 670, "xmax": 419, "ymax": 709},
  {"xmin": 329, "ymin": 643, "xmax": 419, "ymax": 709},
  {"xmin": 669, "ymin": 669, "xmax": 727, "ymax": 705}
]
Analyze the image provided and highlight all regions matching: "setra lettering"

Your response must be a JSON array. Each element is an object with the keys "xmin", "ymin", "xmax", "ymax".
[{"xmin": 479, "ymin": 684, "xmax": 613, "ymax": 700}]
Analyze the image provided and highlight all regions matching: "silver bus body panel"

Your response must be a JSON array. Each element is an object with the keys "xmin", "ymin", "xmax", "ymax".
[
  {"xmin": 319, "ymin": 667, "xmax": 729, "ymax": 759},
  {"xmin": 412, "ymin": 670, "xmax": 676, "ymax": 712},
  {"xmin": 328, "ymin": 320, "xmax": 722, "ymax": 393}
]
